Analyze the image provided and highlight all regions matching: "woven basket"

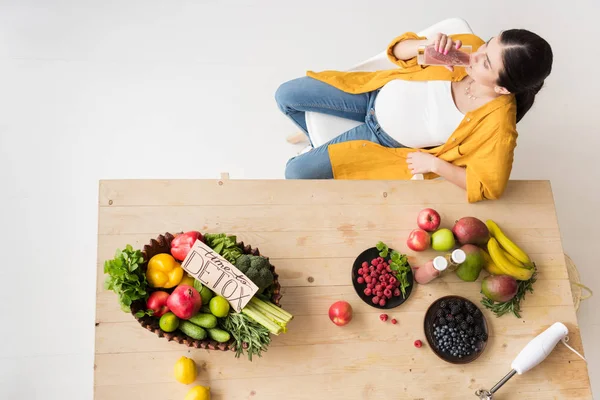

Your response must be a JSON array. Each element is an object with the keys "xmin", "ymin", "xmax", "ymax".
[
  {"xmin": 130, "ymin": 232, "xmax": 282, "ymax": 351},
  {"xmin": 565, "ymin": 253, "xmax": 593, "ymax": 312}
]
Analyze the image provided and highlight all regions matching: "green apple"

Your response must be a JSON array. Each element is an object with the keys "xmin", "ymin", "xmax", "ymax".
[{"xmin": 431, "ymin": 228, "xmax": 456, "ymax": 252}]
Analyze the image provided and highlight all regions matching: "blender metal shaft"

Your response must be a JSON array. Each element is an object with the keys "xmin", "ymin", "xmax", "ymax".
[
  {"xmin": 475, "ymin": 370, "xmax": 517, "ymax": 399},
  {"xmin": 490, "ymin": 370, "xmax": 517, "ymax": 393}
]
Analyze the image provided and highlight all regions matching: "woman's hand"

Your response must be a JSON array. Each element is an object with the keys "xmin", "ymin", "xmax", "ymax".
[
  {"xmin": 406, "ymin": 151, "xmax": 439, "ymax": 175},
  {"xmin": 430, "ymin": 33, "xmax": 462, "ymax": 71}
]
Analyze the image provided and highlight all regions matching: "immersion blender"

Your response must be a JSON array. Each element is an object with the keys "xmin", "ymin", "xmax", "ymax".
[{"xmin": 475, "ymin": 322, "xmax": 578, "ymax": 399}]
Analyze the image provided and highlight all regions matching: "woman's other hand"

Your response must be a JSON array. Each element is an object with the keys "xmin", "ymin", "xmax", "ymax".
[
  {"xmin": 406, "ymin": 151, "xmax": 439, "ymax": 175},
  {"xmin": 431, "ymin": 33, "xmax": 462, "ymax": 71}
]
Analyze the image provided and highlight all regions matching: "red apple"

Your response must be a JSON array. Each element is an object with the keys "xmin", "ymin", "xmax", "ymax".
[
  {"xmin": 146, "ymin": 291, "xmax": 170, "ymax": 317},
  {"xmin": 407, "ymin": 229, "xmax": 430, "ymax": 252},
  {"xmin": 328, "ymin": 301, "xmax": 353, "ymax": 326},
  {"xmin": 417, "ymin": 208, "xmax": 441, "ymax": 232},
  {"xmin": 166, "ymin": 285, "xmax": 202, "ymax": 320}
]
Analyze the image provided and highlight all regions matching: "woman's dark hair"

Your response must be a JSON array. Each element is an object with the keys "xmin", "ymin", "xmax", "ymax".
[{"xmin": 497, "ymin": 29, "xmax": 553, "ymax": 123}]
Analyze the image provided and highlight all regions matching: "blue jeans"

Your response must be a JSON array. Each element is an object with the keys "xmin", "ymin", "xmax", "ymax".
[{"xmin": 275, "ymin": 76, "xmax": 404, "ymax": 179}]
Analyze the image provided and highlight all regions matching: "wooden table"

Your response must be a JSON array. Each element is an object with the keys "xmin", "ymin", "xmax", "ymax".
[{"xmin": 95, "ymin": 179, "xmax": 592, "ymax": 400}]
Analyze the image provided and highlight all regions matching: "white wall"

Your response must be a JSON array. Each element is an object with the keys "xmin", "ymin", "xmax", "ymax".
[{"xmin": 0, "ymin": 0, "xmax": 598, "ymax": 398}]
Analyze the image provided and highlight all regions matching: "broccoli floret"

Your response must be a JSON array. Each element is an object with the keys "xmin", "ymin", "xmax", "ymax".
[
  {"xmin": 244, "ymin": 256, "xmax": 274, "ymax": 293},
  {"xmin": 235, "ymin": 254, "xmax": 252, "ymax": 274},
  {"xmin": 250, "ymin": 256, "xmax": 269, "ymax": 271}
]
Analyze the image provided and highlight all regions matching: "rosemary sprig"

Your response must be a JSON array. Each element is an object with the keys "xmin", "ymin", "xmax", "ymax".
[
  {"xmin": 221, "ymin": 312, "xmax": 271, "ymax": 361},
  {"xmin": 481, "ymin": 268, "xmax": 537, "ymax": 318}
]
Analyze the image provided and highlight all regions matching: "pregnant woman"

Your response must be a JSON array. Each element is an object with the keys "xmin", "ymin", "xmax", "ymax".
[{"xmin": 275, "ymin": 30, "xmax": 553, "ymax": 202}]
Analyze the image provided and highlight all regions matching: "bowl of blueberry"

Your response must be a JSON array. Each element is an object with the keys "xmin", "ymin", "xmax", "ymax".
[{"xmin": 423, "ymin": 295, "xmax": 488, "ymax": 364}]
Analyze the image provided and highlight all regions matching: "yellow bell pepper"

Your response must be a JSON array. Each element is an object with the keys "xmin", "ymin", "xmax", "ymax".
[{"xmin": 146, "ymin": 253, "xmax": 184, "ymax": 288}]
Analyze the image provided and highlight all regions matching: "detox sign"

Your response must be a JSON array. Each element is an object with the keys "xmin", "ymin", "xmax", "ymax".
[{"xmin": 180, "ymin": 240, "xmax": 258, "ymax": 312}]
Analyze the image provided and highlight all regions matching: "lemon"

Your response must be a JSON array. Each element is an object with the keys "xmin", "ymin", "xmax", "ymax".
[
  {"xmin": 209, "ymin": 296, "xmax": 230, "ymax": 318},
  {"xmin": 173, "ymin": 356, "xmax": 197, "ymax": 385},
  {"xmin": 199, "ymin": 285, "xmax": 214, "ymax": 305},
  {"xmin": 179, "ymin": 273, "xmax": 196, "ymax": 287},
  {"xmin": 185, "ymin": 385, "xmax": 211, "ymax": 400},
  {"xmin": 159, "ymin": 312, "xmax": 180, "ymax": 333}
]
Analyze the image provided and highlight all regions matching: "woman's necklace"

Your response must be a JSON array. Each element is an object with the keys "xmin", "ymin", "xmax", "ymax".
[{"xmin": 465, "ymin": 79, "xmax": 478, "ymax": 100}]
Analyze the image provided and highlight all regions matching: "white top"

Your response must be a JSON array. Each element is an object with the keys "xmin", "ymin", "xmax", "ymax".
[
  {"xmin": 433, "ymin": 256, "xmax": 448, "ymax": 272},
  {"xmin": 374, "ymin": 80, "xmax": 465, "ymax": 148}
]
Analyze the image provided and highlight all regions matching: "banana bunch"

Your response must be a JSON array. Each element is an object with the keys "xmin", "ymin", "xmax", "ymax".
[{"xmin": 483, "ymin": 220, "xmax": 535, "ymax": 281}]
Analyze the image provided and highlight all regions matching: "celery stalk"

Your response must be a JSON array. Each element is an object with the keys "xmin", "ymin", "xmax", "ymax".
[
  {"xmin": 250, "ymin": 297, "xmax": 293, "ymax": 322},
  {"xmin": 242, "ymin": 304, "xmax": 282, "ymax": 335},
  {"xmin": 252, "ymin": 303, "xmax": 287, "ymax": 327}
]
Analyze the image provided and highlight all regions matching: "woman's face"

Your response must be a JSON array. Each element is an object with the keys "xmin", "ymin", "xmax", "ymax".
[{"xmin": 466, "ymin": 36, "xmax": 505, "ymax": 91}]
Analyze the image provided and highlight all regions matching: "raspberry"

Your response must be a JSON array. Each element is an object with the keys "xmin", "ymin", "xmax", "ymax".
[
  {"xmin": 391, "ymin": 318, "xmax": 397, "ymax": 325},
  {"xmin": 379, "ymin": 298, "xmax": 386, "ymax": 307},
  {"xmin": 393, "ymin": 288, "xmax": 401, "ymax": 297},
  {"xmin": 357, "ymin": 277, "xmax": 365, "ymax": 284},
  {"xmin": 362, "ymin": 261, "xmax": 369, "ymax": 268},
  {"xmin": 364, "ymin": 288, "xmax": 372, "ymax": 296},
  {"xmin": 414, "ymin": 340, "xmax": 423, "ymax": 348},
  {"xmin": 372, "ymin": 296, "xmax": 380, "ymax": 304},
  {"xmin": 379, "ymin": 313, "xmax": 388, "ymax": 322}
]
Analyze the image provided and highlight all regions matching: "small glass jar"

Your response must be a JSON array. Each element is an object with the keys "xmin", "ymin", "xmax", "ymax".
[
  {"xmin": 445, "ymin": 249, "xmax": 466, "ymax": 272},
  {"xmin": 414, "ymin": 256, "xmax": 448, "ymax": 285}
]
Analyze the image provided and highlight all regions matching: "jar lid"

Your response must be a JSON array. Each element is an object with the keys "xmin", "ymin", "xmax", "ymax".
[
  {"xmin": 452, "ymin": 249, "xmax": 466, "ymax": 264},
  {"xmin": 433, "ymin": 256, "xmax": 448, "ymax": 272}
]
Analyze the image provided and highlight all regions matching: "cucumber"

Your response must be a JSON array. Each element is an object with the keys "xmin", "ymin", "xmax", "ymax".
[
  {"xmin": 207, "ymin": 328, "xmax": 231, "ymax": 343},
  {"xmin": 179, "ymin": 321, "xmax": 207, "ymax": 340},
  {"xmin": 188, "ymin": 313, "xmax": 218, "ymax": 329}
]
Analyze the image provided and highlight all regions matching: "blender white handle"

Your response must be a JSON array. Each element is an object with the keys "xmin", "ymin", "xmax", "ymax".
[{"xmin": 510, "ymin": 322, "xmax": 568, "ymax": 374}]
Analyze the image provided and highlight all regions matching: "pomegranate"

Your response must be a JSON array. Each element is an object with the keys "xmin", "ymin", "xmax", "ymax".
[{"xmin": 166, "ymin": 285, "xmax": 202, "ymax": 320}]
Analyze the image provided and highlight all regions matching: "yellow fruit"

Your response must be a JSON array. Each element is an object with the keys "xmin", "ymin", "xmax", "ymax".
[
  {"xmin": 487, "ymin": 238, "xmax": 534, "ymax": 281},
  {"xmin": 179, "ymin": 273, "xmax": 195, "ymax": 287},
  {"xmin": 173, "ymin": 356, "xmax": 197, "ymax": 385},
  {"xmin": 502, "ymin": 248, "xmax": 523, "ymax": 266},
  {"xmin": 486, "ymin": 220, "xmax": 532, "ymax": 265},
  {"xmin": 147, "ymin": 253, "xmax": 184, "ymax": 288},
  {"xmin": 185, "ymin": 385, "xmax": 211, "ymax": 400},
  {"xmin": 481, "ymin": 249, "xmax": 504, "ymax": 275}
]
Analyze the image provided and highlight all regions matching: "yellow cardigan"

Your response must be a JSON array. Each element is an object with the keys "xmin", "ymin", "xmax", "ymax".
[{"xmin": 306, "ymin": 32, "xmax": 518, "ymax": 203}]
